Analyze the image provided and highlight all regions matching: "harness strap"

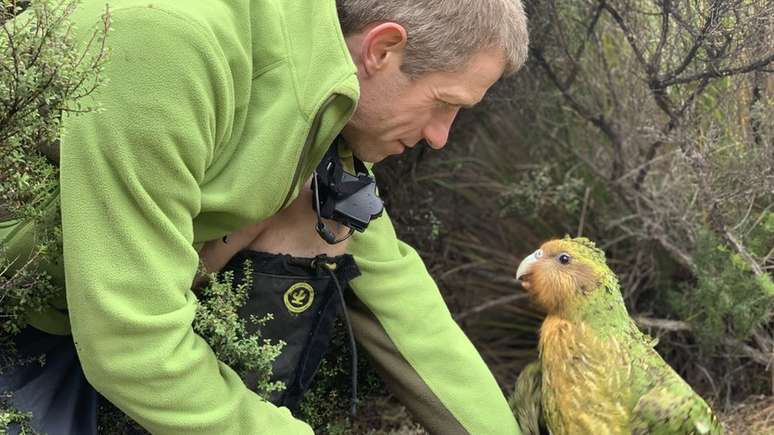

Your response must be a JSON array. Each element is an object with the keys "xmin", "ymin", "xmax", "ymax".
[{"xmin": 321, "ymin": 261, "xmax": 358, "ymax": 416}]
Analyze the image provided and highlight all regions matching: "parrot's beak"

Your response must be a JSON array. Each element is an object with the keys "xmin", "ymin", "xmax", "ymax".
[{"xmin": 516, "ymin": 249, "xmax": 543, "ymax": 290}]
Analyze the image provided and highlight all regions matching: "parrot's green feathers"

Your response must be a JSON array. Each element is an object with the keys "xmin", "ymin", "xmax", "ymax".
[
  {"xmin": 631, "ymin": 378, "xmax": 722, "ymax": 435},
  {"xmin": 510, "ymin": 361, "xmax": 547, "ymax": 435},
  {"xmin": 562, "ymin": 236, "xmax": 606, "ymax": 264},
  {"xmin": 515, "ymin": 237, "xmax": 723, "ymax": 435}
]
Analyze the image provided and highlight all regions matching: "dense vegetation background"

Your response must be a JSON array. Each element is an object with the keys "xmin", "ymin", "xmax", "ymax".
[
  {"xmin": 370, "ymin": 0, "xmax": 774, "ymax": 432},
  {"xmin": 1, "ymin": 0, "xmax": 772, "ymax": 433}
]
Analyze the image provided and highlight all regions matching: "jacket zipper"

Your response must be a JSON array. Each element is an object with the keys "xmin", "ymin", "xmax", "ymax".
[{"xmin": 279, "ymin": 94, "xmax": 338, "ymax": 210}]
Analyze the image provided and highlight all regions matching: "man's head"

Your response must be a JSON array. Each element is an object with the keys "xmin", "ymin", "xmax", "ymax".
[{"xmin": 336, "ymin": 0, "xmax": 528, "ymax": 163}]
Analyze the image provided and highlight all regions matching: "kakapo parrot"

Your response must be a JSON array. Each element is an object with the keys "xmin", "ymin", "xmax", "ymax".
[{"xmin": 510, "ymin": 237, "xmax": 722, "ymax": 435}]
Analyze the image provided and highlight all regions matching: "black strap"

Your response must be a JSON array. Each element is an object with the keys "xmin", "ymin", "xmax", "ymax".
[{"xmin": 321, "ymin": 261, "xmax": 358, "ymax": 416}]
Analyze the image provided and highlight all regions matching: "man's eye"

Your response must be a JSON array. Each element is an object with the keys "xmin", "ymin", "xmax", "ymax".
[{"xmin": 558, "ymin": 253, "xmax": 571, "ymax": 265}]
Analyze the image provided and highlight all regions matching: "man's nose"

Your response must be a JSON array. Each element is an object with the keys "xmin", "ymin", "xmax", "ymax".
[{"xmin": 422, "ymin": 109, "xmax": 459, "ymax": 150}]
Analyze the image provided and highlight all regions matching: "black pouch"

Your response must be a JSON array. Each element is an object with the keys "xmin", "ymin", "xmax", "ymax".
[{"xmin": 220, "ymin": 250, "xmax": 360, "ymax": 411}]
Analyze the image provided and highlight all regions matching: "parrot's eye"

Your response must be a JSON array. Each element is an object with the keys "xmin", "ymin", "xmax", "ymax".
[{"xmin": 558, "ymin": 253, "xmax": 571, "ymax": 265}]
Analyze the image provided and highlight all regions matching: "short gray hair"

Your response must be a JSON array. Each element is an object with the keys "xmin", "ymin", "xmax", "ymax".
[{"xmin": 336, "ymin": 0, "xmax": 529, "ymax": 78}]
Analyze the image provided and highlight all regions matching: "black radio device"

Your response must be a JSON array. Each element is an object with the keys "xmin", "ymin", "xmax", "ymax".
[{"xmin": 312, "ymin": 137, "xmax": 384, "ymax": 244}]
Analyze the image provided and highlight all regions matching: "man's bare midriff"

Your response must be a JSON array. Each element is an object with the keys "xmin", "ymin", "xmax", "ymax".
[{"xmin": 196, "ymin": 178, "xmax": 351, "ymax": 284}]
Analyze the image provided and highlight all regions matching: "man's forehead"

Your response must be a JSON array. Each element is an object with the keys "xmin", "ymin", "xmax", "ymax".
[
  {"xmin": 464, "ymin": 48, "xmax": 507, "ymax": 83},
  {"xmin": 434, "ymin": 49, "xmax": 505, "ymax": 102}
]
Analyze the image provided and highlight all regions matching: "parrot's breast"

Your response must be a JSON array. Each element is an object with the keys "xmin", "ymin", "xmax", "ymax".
[{"xmin": 539, "ymin": 316, "xmax": 634, "ymax": 434}]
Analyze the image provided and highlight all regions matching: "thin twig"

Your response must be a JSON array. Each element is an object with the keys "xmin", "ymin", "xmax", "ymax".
[
  {"xmin": 665, "ymin": 1, "xmax": 724, "ymax": 79},
  {"xmin": 724, "ymin": 229, "xmax": 765, "ymax": 277},
  {"xmin": 661, "ymin": 52, "xmax": 774, "ymax": 86},
  {"xmin": 599, "ymin": 0, "xmax": 649, "ymax": 71},
  {"xmin": 455, "ymin": 293, "xmax": 529, "ymax": 321},
  {"xmin": 651, "ymin": 0, "xmax": 671, "ymax": 74},
  {"xmin": 634, "ymin": 317, "xmax": 773, "ymax": 367},
  {"xmin": 577, "ymin": 186, "xmax": 591, "ymax": 237}
]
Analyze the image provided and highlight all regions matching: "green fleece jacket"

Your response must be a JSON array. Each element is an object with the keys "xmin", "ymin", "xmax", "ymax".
[{"xmin": 1, "ymin": 0, "xmax": 519, "ymax": 433}]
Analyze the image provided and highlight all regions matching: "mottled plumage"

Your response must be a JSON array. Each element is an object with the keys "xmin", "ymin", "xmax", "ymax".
[{"xmin": 510, "ymin": 237, "xmax": 722, "ymax": 435}]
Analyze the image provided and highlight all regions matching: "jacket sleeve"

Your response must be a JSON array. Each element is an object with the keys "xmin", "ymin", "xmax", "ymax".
[
  {"xmin": 348, "ymin": 210, "xmax": 521, "ymax": 435},
  {"xmin": 59, "ymin": 7, "xmax": 312, "ymax": 434}
]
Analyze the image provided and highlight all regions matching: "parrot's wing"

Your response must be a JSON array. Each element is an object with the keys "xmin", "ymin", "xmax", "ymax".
[
  {"xmin": 631, "ymin": 373, "xmax": 723, "ymax": 435},
  {"xmin": 510, "ymin": 360, "xmax": 549, "ymax": 435}
]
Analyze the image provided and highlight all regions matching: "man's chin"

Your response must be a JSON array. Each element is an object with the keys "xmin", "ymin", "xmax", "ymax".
[
  {"xmin": 348, "ymin": 141, "xmax": 404, "ymax": 164},
  {"xmin": 351, "ymin": 147, "xmax": 389, "ymax": 164},
  {"xmin": 351, "ymin": 150, "xmax": 380, "ymax": 164},
  {"xmin": 363, "ymin": 154, "xmax": 387, "ymax": 164}
]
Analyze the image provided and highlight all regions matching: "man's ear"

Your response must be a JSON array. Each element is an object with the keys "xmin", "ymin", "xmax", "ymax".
[{"xmin": 360, "ymin": 22, "xmax": 407, "ymax": 76}]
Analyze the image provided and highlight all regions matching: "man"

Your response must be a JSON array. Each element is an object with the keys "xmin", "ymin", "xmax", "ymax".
[{"xmin": 0, "ymin": 0, "xmax": 528, "ymax": 433}]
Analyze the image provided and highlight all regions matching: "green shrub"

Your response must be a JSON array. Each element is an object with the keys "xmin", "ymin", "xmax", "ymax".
[
  {"xmin": 1, "ymin": 0, "xmax": 109, "ymax": 346},
  {"xmin": 193, "ymin": 266, "xmax": 286, "ymax": 398},
  {"xmin": 2, "ymin": 1, "xmax": 108, "ymax": 430},
  {"xmin": 670, "ymin": 228, "xmax": 774, "ymax": 349},
  {"xmin": 497, "ymin": 164, "xmax": 586, "ymax": 219},
  {"xmin": 0, "ymin": 393, "xmax": 36, "ymax": 435}
]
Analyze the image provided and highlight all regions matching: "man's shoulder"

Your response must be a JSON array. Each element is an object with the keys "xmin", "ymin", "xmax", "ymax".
[
  {"xmin": 69, "ymin": 0, "xmax": 251, "ymax": 46},
  {"xmin": 123, "ymin": 0, "xmax": 255, "ymax": 51},
  {"xmin": 67, "ymin": 0, "xmax": 353, "ymax": 97}
]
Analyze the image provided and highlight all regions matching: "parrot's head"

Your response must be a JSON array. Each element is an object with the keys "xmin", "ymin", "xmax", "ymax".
[{"xmin": 516, "ymin": 237, "xmax": 619, "ymax": 315}]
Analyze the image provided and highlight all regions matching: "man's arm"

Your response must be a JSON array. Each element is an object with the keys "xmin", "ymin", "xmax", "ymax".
[
  {"xmin": 348, "ymin": 211, "xmax": 521, "ymax": 434},
  {"xmin": 60, "ymin": 6, "xmax": 311, "ymax": 434}
]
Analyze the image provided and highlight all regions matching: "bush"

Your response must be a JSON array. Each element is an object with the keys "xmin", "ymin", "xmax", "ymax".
[
  {"xmin": 1, "ymin": 1, "xmax": 108, "ymax": 430},
  {"xmin": 0, "ymin": 0, "xmax": 109, "ymax": 350},
  {"xmin": 670, "ymin": 227, "xmax": 774, "ymax": 348}
]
